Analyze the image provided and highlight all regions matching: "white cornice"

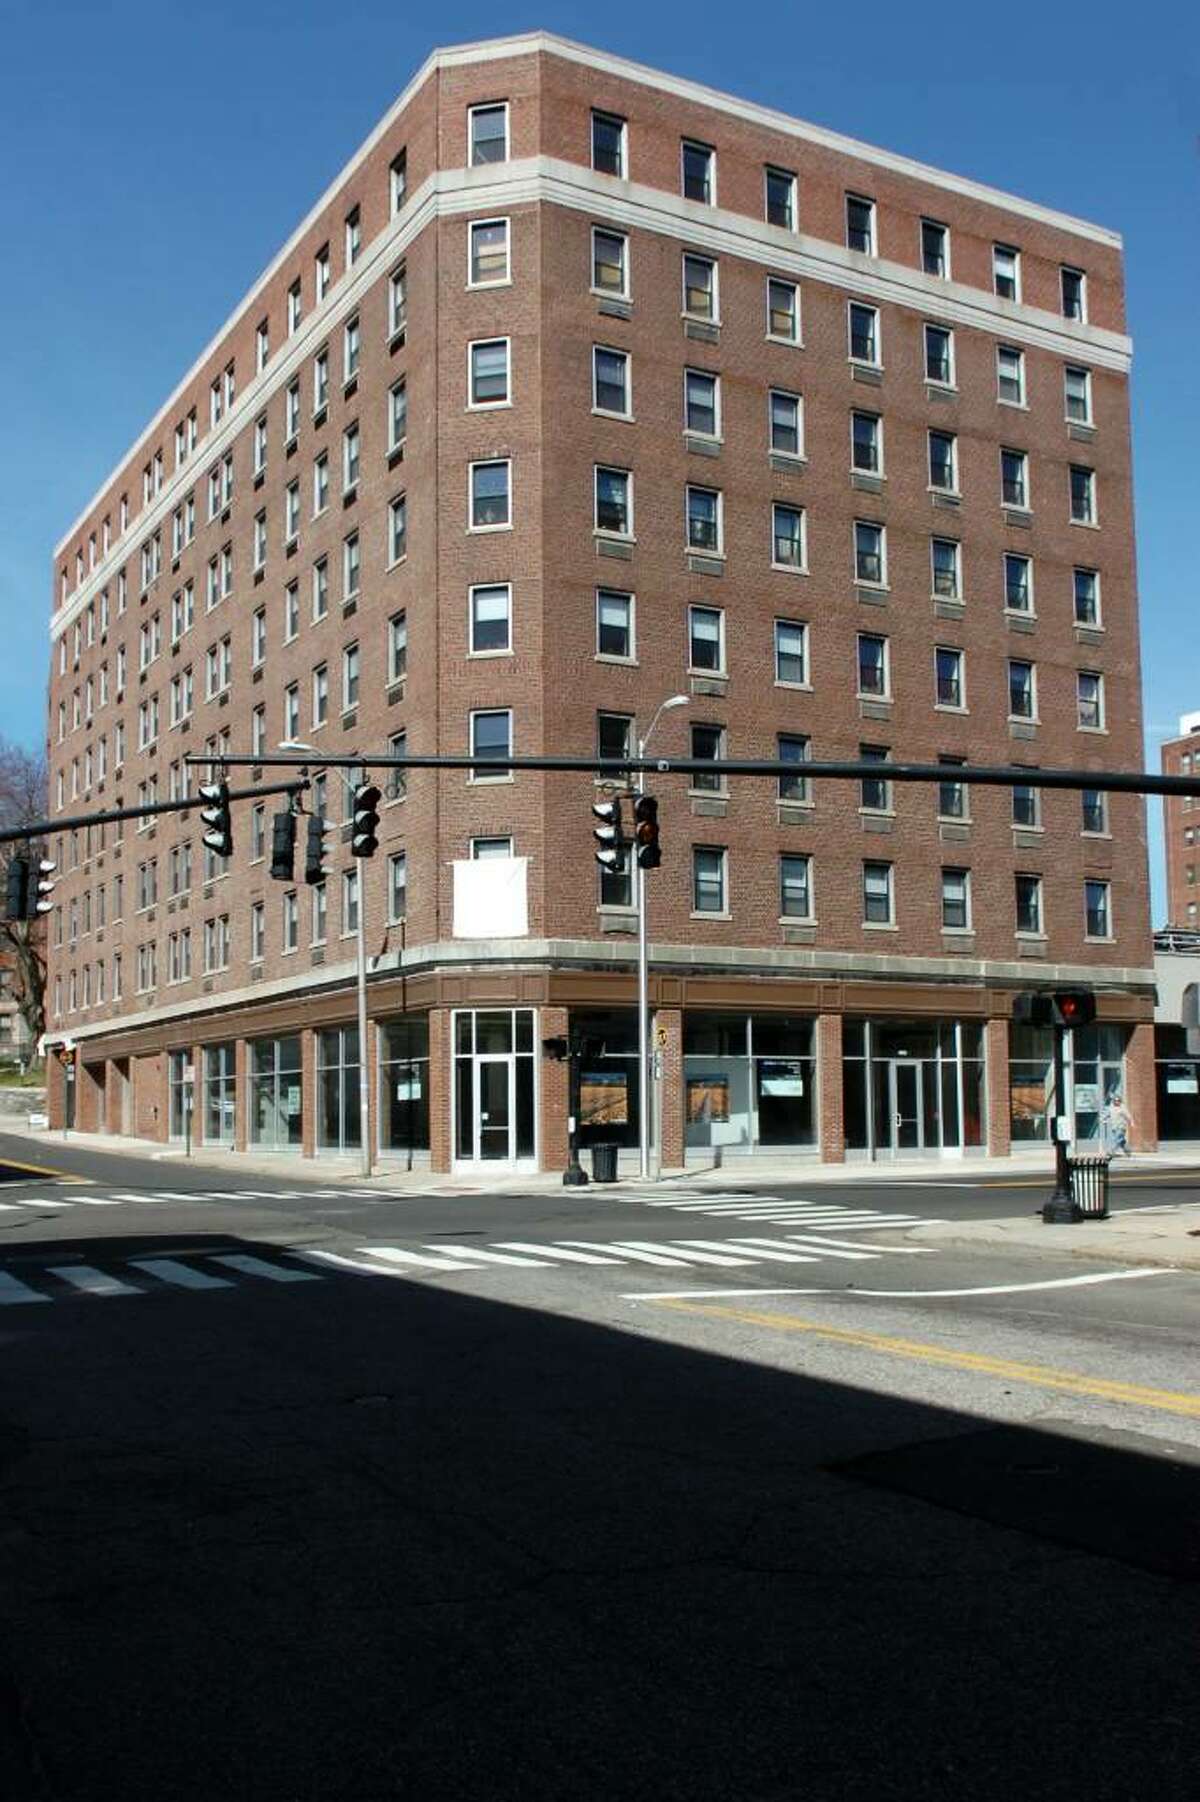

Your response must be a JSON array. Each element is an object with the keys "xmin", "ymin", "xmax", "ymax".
[
  {"xmin": 52, "ymin": 30, "xmax": 1122, "ymax": 566},
  {"xmin": 47, "ymin": 935, "xmax": 1154, "ymax": 1046},
  {"xmin": 50, "ymin": 159, "xmax": 1131, "ymax": 644}
]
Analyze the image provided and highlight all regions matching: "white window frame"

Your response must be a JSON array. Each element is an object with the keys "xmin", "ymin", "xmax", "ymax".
[
  {"xmin": 1064, "ymin": 365, "xmax": 1093, "ymax": 425},
  {"xmin": 388, "ymin": 612, "xmax": 407, "ymax": 685},
  {"xmin": 764, "ymin": 165, "xmax": 797, "ymax": 230},
  {"xmin": 467, "ymin": 337, "xmax": 511, "ymax": 409},
  {"xmin": 681, "ymin": 138, "xmax": 716, "ymax": 205},
  {"xmin": 856, "ymin": 632, "xmax": 890, "ymax": 700},
  {"xmin": 342, "ymin": 643, "xmax": 360, "ymax": 714},
  {"xmin": 468, "ymin": 216, "xmax": 511, "ymax": 287},
  {"xmin": 993, "ymin": 243, "xmax": 1021, "ymax": 301},
  {"xmin": 683, "ymin": 367, "xmax": 720, "ymax": 439},
  {"xmin": 1004, "ymin": 551, "xmax": 1035, "ymax": 615},
  {"xmin": 1073, "ymin": 567, "xmax": 1101, "ymax": 627},
  {"xmin": 468, "ymin": 583, "xmax": 513, "ymax": 657},
  {"xmin": 468, "ymin": 458, "xmax": 512, "ymax": 533},
  {"xmin": 686, "ymin": 484, "xmax": 723, "ymax": 556},
  {"xmin": 927, "ymin": 428, "xmax": 959, "ymax": 495},
  {"xmin": 468, "ymin": 708, "xmax": 514, "ymax": 783},
  {"xmin": 388, "ymin": 493, "xmax": 407, "ymax": 565},
  {"xmin": 312, "ymin": 663, "xmax": 329, "ymax": 729},
  {"xmin": 854, "ymin": 519, "xmax": 888, "ymax": 588},
  {"xmin": 315, "ymin": 245, "xmax": 330, "ymax": 302},
  {"xmin": 1001, "ymin": 447, "xmax": 1030, "ymax": 511},
  {"xmin": 847, "ymin": 300, "xmax": 881, "ymax": 367},
  {"xmin": 469, "ymin": 101, "xmax": 510, "ymax": 167},
  {"xmin": 591, "ymin": 226, "xmax": 630, "ymax": 300},
  {"xmin": 591, "ymin": 108, "xmax": 627, "ymax": 178},
  {"xmin": 771, "ymin": 502, "xmax": 807, "ymax": 573},
  {"xmin": 923, "ymin": 322, "xmax": 956, "ymax": 388},
  {"xmin": 766, "ymin": 276, "xmax": 799, "ymax": 344},
  {"xmin": 769, "ymin": 388, "xmax": 805, "ymax": 459},
  {"xmin": 850, "ymin": 408, "xmax": 883, "ymax": 475},
  {"xmin": 596, "ymin": 587, "xmax": 635, "ymax": 662},
  {"xmin": 688, "ymin": 604, "xmax": 725, "ymax": 676},
  {"xmin": 388, "ymin": 378, "xmax": 408, "ymax": 451},
  {"xmin": 691, "ymin": 846, "xmax": 728, "ymax": 917},
  {"xmin": 921, "ymin": 217, "xmax": 950, "ymax": 278},
  {"xmin": 1077, "ymin": 670, "xmax": 1106, "ymax": 732},
  {"xmin": 387, "ymin": 852, "xmax": 408, "ymax": 925},
  {"xmin": 934, "ymin": 645, "xmax": 967, "ymax": 712},
  {"xmin": 682, "ymin": 253, "xmax": 719, "ymax": 322},
  {"xmin": 593, "ymin": 344, "xmax": 632, "ymax": 419},
  {"xmin": 862, "ymin": 860, "xmax": 895, "ymax": 928},
  {"xmin": 593, "ymin": 465, "xmax": 633, "ymax": 539},
  {"xmin": 1007, "ymin": 658, "xmax": 1038, "ymax": 722},
  {"xmin": 1070, "ymin": 464, "xmax": 1097, "ymax": 525},
  {"xmin": 287, "ymin": 280, "xmax": 302, "ymax": 336},
  {"xmin": 1061, "ymin": 265, "xmax": 1088, "ymax": 323},
  {"xmin": 1084, "ymin": 878, "xmax": 1112, "ymax": 941},
  {"xmin": 930, "ymin": 537, "xmax": 961, "ymax": 601},
  {"xmin": 773, "ymin": 617, "xmax": 810, "ymax": 688},
  {"xmin": 996, "ymin": 344, "xmax": 1026, "ymax": 407},
  {"xmin": 846, "ymin": 192, "xmax": 877, "ymax": 255}
]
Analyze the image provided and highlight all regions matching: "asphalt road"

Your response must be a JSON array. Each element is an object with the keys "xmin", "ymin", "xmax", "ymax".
[{"xmin": 2, "ymin": 1132, "xmax": 1198, "ymax": 1799}]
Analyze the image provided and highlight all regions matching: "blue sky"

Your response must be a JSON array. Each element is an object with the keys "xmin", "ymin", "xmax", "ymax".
[{"xmin": 2, "ymin": 0, "xmax": 1196, "ymax": 915}]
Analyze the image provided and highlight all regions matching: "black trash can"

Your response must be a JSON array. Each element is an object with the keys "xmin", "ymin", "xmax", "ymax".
[
  {"xmin": 1067, "ymin": 1153, "xmax": 1111, "ymax": 1219},
  {"xmin": 591, "ymin": 1142, "xmax": 619, "ymax": 1184}
]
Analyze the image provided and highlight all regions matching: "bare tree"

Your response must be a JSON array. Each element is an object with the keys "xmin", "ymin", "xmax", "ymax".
[{"xmin": 0, "ymin": 736, "xmax": 49, "ymax": 1055}]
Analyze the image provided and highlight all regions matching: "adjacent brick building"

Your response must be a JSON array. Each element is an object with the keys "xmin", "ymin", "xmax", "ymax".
[
  {"xmin": 43, "ymin": 30, "xmax": 1156, "ymax": 1167},
  {"xmin": 1160, "ymin": 712, "xmax": 1200, "ymax": 931}
]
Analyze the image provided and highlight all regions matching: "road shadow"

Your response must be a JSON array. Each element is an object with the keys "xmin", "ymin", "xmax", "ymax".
[{"xmin": 0, "ymin": 1233, "xmax": 1196, "ymax": 1801}]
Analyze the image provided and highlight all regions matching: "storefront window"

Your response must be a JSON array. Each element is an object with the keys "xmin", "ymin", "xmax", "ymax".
[
  {"xmin": 318, "ymin": 1026, "xmax": 360, "ymax": 1152},
  {"xmin": 203, "ymin": 1042, "xmax": 236, "ymax": 1144},
  {"xmin": 574, "ymin": 1011, "xmax": 640, "ymax": 1151},
  {"xmin": 844, "ymin": 1019, "xmax": 983, "ymax": 1155},
  {"xmin": 1156, "ymin": 1025, "xmax": 1200, "ymax": 1140},
  {"xmin": 453, "ymin": 1009, "xmax": 536, "ymax": 1163},
  {"xmin": 167, "ymin": 1049, "xmax": 191, "ymax": 1141},
  {"xmin": 379, "ymin": 1017, "xmax": 430, "ymax": 1159},
  {"xmin": 1008, "ymin": 1021, "xmax": 1128, "ymax": 1145},
  {"xmin": 683, "ymin": 1014, "xmax": 815, "ymax": 1154},
  {"xmin": 249, "ymin": 1035, "xmax": 302, "ymax": 1149}
]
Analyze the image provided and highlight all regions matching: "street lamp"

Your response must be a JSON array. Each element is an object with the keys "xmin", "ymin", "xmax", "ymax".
[
  {"xmin": 636, "ymin": 694, "xmax": 689, "ymax": 1180},
  {"xmin": 280, "ymin": 739, "xmax": 372, "ymax": 1179}
]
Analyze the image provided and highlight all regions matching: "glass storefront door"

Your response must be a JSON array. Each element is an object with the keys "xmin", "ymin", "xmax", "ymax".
[
  {"xmin": 249, "ymin": 1035, "xmax": 303, "ymax": 1150},
  {"xmin": 453, "ymin": 1010, "xmax": 537, "ymax": 1170},
  {"xmin": 888, "ymin": 1060, "xmax": 923, "ymax": 1151},
  {"xmin": 477, "ymin": 1057, "xmax": 513, "ymax": 1161}
]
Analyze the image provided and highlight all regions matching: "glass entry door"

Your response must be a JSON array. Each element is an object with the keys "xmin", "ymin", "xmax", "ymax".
[
  {"xmin": 476, "ymin": 1057, "xmax": 513, "ymax": 1161},
  {"xmin": 889, "ymin": 1060, "xmax": 923, "ymax": 1152}
]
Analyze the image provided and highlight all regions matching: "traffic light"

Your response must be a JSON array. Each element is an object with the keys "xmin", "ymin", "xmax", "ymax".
[
  {"xmin": 304, "ymin": 814, "xmax": 329, "ymax": 885},
  {"xmin": 269, "ymin": 810, "xmax": 297, "ymax": 881},
  {"xmin": 1052, "ymin": 990, "xmax": 1096, "ymax": 1029},
  {"xmin": 592, "ymin": 797, "xmax": 626, "ymax": 873},
  {"xmin": 351, "ymin": 781, "xmax": 381, "ymax": 857},
  {"xmin": 633, "ymin": 793, "xmax": 661, "ymax": 869},
  {"xmin": 33, "ymin": 858, "xmax": 56, "ymax": 915},
  {"xmin": 199, "ymin": 780, "xmax": 233, "ymax": 857},
  {"xmin": 5, "ymin": 857, "xmax": 29, "ymax": 921},
  {"xmin": 1012, "ymin": 991, "xmax": 1052, "ymax": 1027}
]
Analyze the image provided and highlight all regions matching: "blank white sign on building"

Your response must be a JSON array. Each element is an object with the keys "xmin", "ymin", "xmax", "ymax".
[{"xmin": 452, "ymin": 857, "xmax": 529, "ymax": 939}]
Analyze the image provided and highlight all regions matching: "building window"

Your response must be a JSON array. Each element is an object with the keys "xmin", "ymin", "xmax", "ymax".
[
  {"xmin": 315, "ymin": 244, "xmax": 330, "ymax": 301},
  {"xmin": 470, "ymin": 459, "xmax": 511, "ymax": 529},
  {"xmin": 938, "ymin": 755, "xmax": 967, "ymax": 820},
  {"xmin": 249, "ymin": 901, "xmax": 265, "ymax": 963},
  {"xmin": 684, "ymin": 254, "xmax": 717, "ymax": 320},
  {"xmin": 284, "ymin": 683, "xmax": 300, "ymax": 740},
  {"xmin": 993, "ymin": 243, "xmax": 1020, "ymax": 301},
  {"xmin": 1073, "ymin": 567, "xmax": 1100, "ymax": 626},
  {"xmin": 595, "ymin": 466, "xmax": 631, "ymax": 536},
  {"xmin": 344, "ymin": 206, "xmax": 361, "ymax": 268},
  {"xmin": 470, "ymin": 583, "xmax": 511, "ymax": 654},
  {"xmin": 389, "ymin": 379, "xmax": 408, "ymax": 450},
  {"xmin": 312, "ymin": 663, "xmax": 329, "ymax": 728},
  {"xmin": 342, "ymin": 425, "xmax": 360, "ymax": 493},
  {"xmin": 1013, "ymin": 781, "xmax": 1040, "ymax": 830},
  {"xmin": 928, "ymin": 430, "xmax": 957, "ymax": 492},
  {"xmin": 385, "ymin": 266, "xmax": 406, "ymax": 339},
  {"xmin": 854, "ymin": 520, "xmax": 886, "ymax": 586},
  {"xmin": 941, "ymin": 868, "xmax": 970, "ymax": 930},
  {"xmin": 469, "ymin": 218, "xmax": 510, "ymax": 286},
  {"xmin": 690, "ymin": 722, "xmax": 725, "ymax": 793},
  {"xmin": 388, "ymin": 611, "xmax": 407, "ymax": 684},
  {"xmin": 997, "ymin": 345, "xmax": 1025, "ymax": 405},
  {"xmin": 389, "ymin": 493, "xmax": 407, "ymax": 563},
  {"xmin": 1077, "ymin": 670, "xmax": 1105, "ymax": 730},
  {"xmin": 592, "ymin": 228, "xmax": 628, "ymax": 297},
  {"xmin": 469, "ymin": 338, "xmax": 510, "ymax": 406},
  {"xmin": 686, "ymin": 485, "xmax": 722, "ymax": 553},
  {"xmin": 1061, "ymin": 266, "xmax": 1087, "ymax": 322},
  {"xmin": 1070, "ymin": 464, "xmax": 1096, "ymax": 523},
  {"xmin": 774, "ymin": 618, "xmax": 808, "ymax": 686},
  {"xmin": 921, "ymin": 218, "xmax": 949, "ymax": 277},
  {"xmin": 287, "ymin": 279, "xmax": 302, "ymax": 336},
  {"xmin": 344, "ymin": 315, "xmax": 360, "ymax": 382},
  {"xmin": 341, "ymin": 868, "xmax": 360, "ymax": 937},
  {"xmin": 693, "ymin": 846, "xmax": 727, "ymax": 914},
  {"xmin": 778, "ymin": 734, "xmax": 811, "ymax": 802},
  {"xmin": 857, "ymin": 633, "xmax": 889, "ymax": 697},
  {"xmin": 769, "ymin": 389, "xmax": 803, "ymax": 456},
  {"xmin": 848, "ymin": 302, "xmax": 879, "ymax": 365},
  {"xmin": 1064, "ymin": 365, "xmax": 1093, "ymax": 424},
  {"xmin": 931, "ymin": 537, "xmax": 960, "ymax": 599},
  {"xmin": 780, "ymin": 854, "xmax": 812, "ymax": 919},
  {"xmin": 935, "ymin": 646, "xmax": 965, "ymax": 709},
  {"xmin": 1082, "ymin": 789, "xmax": 1108, "ymax": 834},
  {"xmin": 256, "ymin": 319, "xmax": 269, "ymax": 373},
  {"xmin": 387, "ymin": 852, "xmax": 407, "ymax": 924},
  {"xmin": 253, "ymin": 415, "xmax": 268, "ymax": 476},
  {"xmin": 597, "ymin": 711, "xmax": 633, "ymax": 763},
  {"xmin": 1008, "ymin": 659, "xmax": 1036, "ymax": 719},
  {"xmin": 310, "ymin": 451, "xmax": 329, "ymax": 518},
  {"xmin": 689, "ymin": 604, "xmax": 724, "ymax": 673},
  {"xmin": 591, "ymin": 109, "xmax": 626, "ymax": 176},
  {"xmin": 594, "ymin": 345, "xmax": 631, "ymax": 416},
  {"xmin": 1085, "ymin": 878, "xmax": 1111, "ymax": 939},
  {"xmin": 281, "ymin": 890, "xmax": 299, "ymax": 953},
  {"xmin": 285, "ymin": 480, "xmax": 300, "ymax": 543},
  {"xmin": 472, "ymin": 837, "xmax": 513, "ymax": 860},
  {"xmin": 314, "ymin": 348, "xmax": 329, "ymax": 415},
  {"xmin": 280, "ymin": 579, "xmax": 298, "ymax": 641},
  {"xmin": 851, "ymin": 410, "xmax": 881, "ymax": 473},
  {"xmin": 772, "ymin": 503, "xmax": 806, "ymax": 570},
  {"xmin": 342, "ymin": 643, "xmax": 360, "ymax": 712},
  {"xmin": 860, "ymin": 743, "xmax": 891, "ymax": 813},
  {"xmin": 1001, "ymin": 448, "xmax": 1029, "ymax": 509},
  {"xmin": 767, "ymin": 276, "xmax": 799, "ymax": 342},
  {"xmin": 1004, "ymin": 552, "xmax": 1033, "ymax": 613},
  {"xmin": 469, "ymin": 708, "xmax": 512, "ymax": 779},
  {"xmin": 862, "ymin": 861, "xmax": 893, "ymax": 925},
  {"xmin": 765, "ymin": 166, "xmax": 796, "ymax": 229},
  {"xmin": 846, "ymin": 193, "xmax": 876, "ymax": 254},
  {"xmin": 681, "ymin": 139, "xmax": 714, "ymax": 203},
  {"xmin": 684, "ymin": 368, "xmax": 719, "ymax": 437},
  {"xmin": 469, "ymin": 102, "xmax": 508, "ymax": 165},
  {"xmin": 390, "ymin": 148, "xmax": 407, "ymax": 215},
  {"xmin": 597, "ymin": 588, "xmax": 633, "ymax": 659},
  {"xmin": 924, "ymin": 323, "xmax": 954, "ymax": 386}
]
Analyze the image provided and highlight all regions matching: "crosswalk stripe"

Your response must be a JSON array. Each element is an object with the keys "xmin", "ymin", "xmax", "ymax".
[
  {"xmin": 128, "ymin": 1258, "xmax": 234, "ymax": 1291},
  {"xmin": 662, "ymin": 1242, "xmax": 760, "ymax": 1267},
  {"xmin": 0, "ymin": 1270, "xmax": 52, "ymax": 1304},
  {"xmin": 494, "ymin": 1242, "xmax": 623, "ymax": 1265},
  {"xmin": 0, "ymin": 1203, "xmax": 24, "ymax": 1212},
  {"xmin": 776, "ymin": 1234, "xmax": 930, "ymax": 1255},
  {"xmin": 782, "ymin": 1237, "xmax": 876, "ymax": 1261},
  {"xmin": 592, "ymin": 1241, "xmax": 697, "ymax": 1267},
  {"xmin": 211, "ymin": 1254, "xmax": 321, "ymax": 1284},
  {"xmin": 11, "ymin": 1197, "xmax": 71, "ymax": 1210},
  {"xmin": 424, "ymin": 1244, "xmax": 553, "ymax": 1267},
  {"xmin": 721, "ymin": 1238, "xmax": 824, "ymax": 1263},
  {"xmin": 357, "ymin": 1246, "xmax": 485, "ymax": 1272},
  {"xmin": 110, "ymin": 1192, "xmax": 171, "ymax": 1205},
  {"xmin": 70, "ymin": 1195, "xmax": 123, "ymax": 1207},
  {"xmin": 50, "ymin": 1265, "xmax": 141, "ymax": 1297}
]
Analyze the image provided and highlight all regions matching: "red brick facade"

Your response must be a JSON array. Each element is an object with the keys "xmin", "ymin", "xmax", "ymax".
[
  {"xmin": 43, "ymin": 34, "xmax": 1155, "ymax": 1167},
  {"xmin": 1160, "ymin": 715, "xmax": 1200, "ymax": 930}
]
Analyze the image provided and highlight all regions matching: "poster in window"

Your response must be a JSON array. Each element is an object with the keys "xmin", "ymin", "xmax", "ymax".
[
  {"xmin": 580, "ymin": 1070, "xmax": 628, "ymax": 1126},
  {"xmin": 687, "ymin": 1074, "xmax": 730, "ymax": 1124},
  {"xmin": 1167, "ymin": 1064, "xmax": 1199, "ymax": 1095},
  {"xmin": 759, "ymin": 1060, "xmax": 804, "ymax": 1098}
]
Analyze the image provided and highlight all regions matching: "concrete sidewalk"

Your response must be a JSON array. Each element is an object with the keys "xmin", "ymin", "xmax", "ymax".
[
  {"xmin": 6, "ymin": 1115, "xmax": 1200, "ymax": 1194},
  {"xmin": 912, "ymin": 1202, "xmax": 1200, "ymax": 1272}
]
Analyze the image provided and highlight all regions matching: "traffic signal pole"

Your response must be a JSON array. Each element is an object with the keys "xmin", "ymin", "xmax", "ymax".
[
  {"xmin": 636, "ymin": 856, "xmax": 649, "ymax": 1181},
  {"xmin": 1044, "ymin": 1024, "xmax": 1075, "ymax": 1222}
]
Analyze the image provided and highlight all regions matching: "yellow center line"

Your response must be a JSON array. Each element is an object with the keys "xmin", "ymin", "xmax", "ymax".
[
  {"xmin": 0, "ymin": 1156, "xmax": 83, "ymax": 1185},
  {"xmin": 656, "ymin": 1297, "xmax": 1200, "ymax": 1420}
]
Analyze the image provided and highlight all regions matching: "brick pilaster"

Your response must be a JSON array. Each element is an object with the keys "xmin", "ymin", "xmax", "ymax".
[
  {"xmin": 1123, "ymin": 1019, "xmax": 1158, "ymax": 1152},
  {"xmin": 985, "ymin": 1017, "xmax": 1011, "ymax": 1159},
  {"xmin": 539, "ymin": 1005, "xmax": 569, "ymax": 1173},
  {"xmin": 428, "ymin": 1008, "xmax": 452, "ymax": 1173},
  {"xmin": 657, "ymin": 1007, "xmax": 684, "ymax": 1170},
  {"xmin": 817, "ymin": 1013, "xmax": 845, "ymax": 1163}
]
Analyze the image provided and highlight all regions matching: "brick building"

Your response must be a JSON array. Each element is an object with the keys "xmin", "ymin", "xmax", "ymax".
[
  {"xmin": 1160, "ymin": 712, "xmax": 1200, "ymax": 931},
  {"xmin": 43, "ymin": 30, "xmax": 1156, "ymax": 1168}
]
